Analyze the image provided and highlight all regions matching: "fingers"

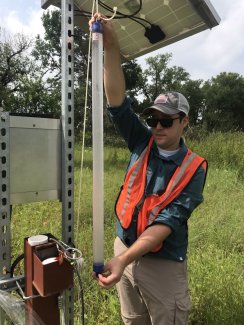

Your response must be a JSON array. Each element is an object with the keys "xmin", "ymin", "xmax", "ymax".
[
  {"xmin": 92, "ymin": 256, "xmax": 126, "ymax": 289},
  {"xmin": 97, "ymin": 273, "xmax": 118, "ymax": 289},
  {"xmin": 92, "ymin": 266, "xmax": 110, "ymax": 280},
  {"xmin": 92, "ymin": 266, "xmax": 120, "ymax": 289},
  {"xmin": 92, "ymin": 271, "xmax": 114, "ymax": 289},
  {"xmin": 89, "ymin": 13, "xmax": 108, "ymax": 28}
]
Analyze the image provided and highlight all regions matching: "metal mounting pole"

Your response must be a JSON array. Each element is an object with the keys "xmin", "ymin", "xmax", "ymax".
[
  {"xmin": 0, "ymin": 112, "xmax": 11, "ymax": 323},
  {"xmin": 61, "ymin": 0, "xmax": 75, "ymax": 324}
]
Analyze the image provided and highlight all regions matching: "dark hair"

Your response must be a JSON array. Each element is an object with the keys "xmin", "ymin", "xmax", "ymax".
[{"xmin": 179, "ymin": 111, "xmax": 186, "ymax": 121}]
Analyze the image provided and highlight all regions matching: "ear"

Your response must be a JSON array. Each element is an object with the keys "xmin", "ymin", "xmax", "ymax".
[{"xmin": 182, "ymin": 116, "xmax": 189, "ymax": 128}]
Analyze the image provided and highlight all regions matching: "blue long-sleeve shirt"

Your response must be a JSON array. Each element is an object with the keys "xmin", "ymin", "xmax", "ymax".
[{"xmin": 108, "ymin": 97, "xmax": 207, "ymax": 262}]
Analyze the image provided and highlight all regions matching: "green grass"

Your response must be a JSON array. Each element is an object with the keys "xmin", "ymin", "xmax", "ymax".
[
  {"xmin": 188, "ymin": 167, "xmax": 244, "ymax": 325},
  {"xmin": 10, "ymin": 131, "xmax": 244, "ymax": 324}
]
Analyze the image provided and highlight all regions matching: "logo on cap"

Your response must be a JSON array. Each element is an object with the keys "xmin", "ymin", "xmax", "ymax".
[{"xmin": 154, "ymin": 94, "xmax": 168, "ymax": 104}]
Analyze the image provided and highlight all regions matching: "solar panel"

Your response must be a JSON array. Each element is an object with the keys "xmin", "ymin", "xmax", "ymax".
[{"xmin": 41, "ymin": 0, "xmax": 220, "ymax": 60}]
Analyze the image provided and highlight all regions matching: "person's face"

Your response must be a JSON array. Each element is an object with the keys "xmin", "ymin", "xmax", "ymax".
[{"xmin": 148, "ymin": 110, "xmax": 189, "ymax": 150}]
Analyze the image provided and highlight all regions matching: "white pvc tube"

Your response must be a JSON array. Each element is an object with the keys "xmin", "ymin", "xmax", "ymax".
[{"xmin": 92, "ymin": 21, "xmax": 104, "ymax": 275}]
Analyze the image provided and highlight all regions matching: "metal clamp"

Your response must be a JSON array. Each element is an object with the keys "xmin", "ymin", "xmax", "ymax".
[{"xmin": 16, "ymin": 281, "xmax": 40, "ymax": 301}]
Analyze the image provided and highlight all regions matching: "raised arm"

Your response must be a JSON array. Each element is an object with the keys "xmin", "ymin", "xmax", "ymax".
[{"xmin": 103, "ymin": 21, "xmax": 125, "ymax": 106}]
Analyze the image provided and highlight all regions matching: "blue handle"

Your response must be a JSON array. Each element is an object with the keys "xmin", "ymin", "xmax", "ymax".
[
  {"xmin": 93, "ymin": 262, "xmax": 104, "ymax": 277},
  {"xmin": 92, "ymin": 21, "xmax": 103, "ymax": 34}
]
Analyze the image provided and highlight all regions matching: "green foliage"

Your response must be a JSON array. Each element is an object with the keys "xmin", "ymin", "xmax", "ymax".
[
  {"xmin": 0, "ymin": 28, "xmax": 33, "ymax": 110},
  {"xmin": 32, "ymin": 10, "xmax": 61, "ymax": 77},
  {"xmin": 32, "ymin": 9, "xmax": 91, "ymax": 129},
  {"xmin": 0, "ymin": 26, "xmax": 61, "ymax": 114},
  {"xmin": 5, "ymin": 76, "xmax": 61, "ymax": 115},
  {"xmin": 188, "ymin": 166, "xmax": 244, "ymax": 324},
  {"xmin": 203, "ymin": 72, "xmax": 244, "ymax": 131},
  {"xmin": 186, "ymin": 130, "xmax": 244, "ymax": 181},
  {"xmin": 140, "ymin": 53, "xmax": 190, "ymax": 104},
  {"xmin": 123, "ymin": 60, "xmax": 143, "ymax": 98},
  {"xmin": 181, "ymin": 79, "xmax": 205, "ymax": 125}
]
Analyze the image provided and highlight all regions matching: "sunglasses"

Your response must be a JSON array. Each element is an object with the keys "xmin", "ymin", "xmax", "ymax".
[{"xmin": 146, "ymin": 116, "xmax": 181, "ymax": 128}]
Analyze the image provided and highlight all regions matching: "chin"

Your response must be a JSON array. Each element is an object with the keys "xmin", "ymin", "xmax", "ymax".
[
  {"xmin": 155, "ymin": 139, "xmax": 167, "ymax": 148},
  {"xmin": 156, "ymin": 140, "xmax": 177, "ymax": 150}
]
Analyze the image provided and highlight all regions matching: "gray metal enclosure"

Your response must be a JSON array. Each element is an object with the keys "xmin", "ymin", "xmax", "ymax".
[{"xmin": 9, "ymin": 116, "xmax": 61, "ymax": 204}]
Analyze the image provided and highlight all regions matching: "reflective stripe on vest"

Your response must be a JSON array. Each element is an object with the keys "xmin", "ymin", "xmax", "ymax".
[
  {"xmin": 116, "ymin": 137, "xmax": 207, "ymax": 240},
  {"xmin": 119, "ymin": 139, "xmax": 151, "ymax": 221}
]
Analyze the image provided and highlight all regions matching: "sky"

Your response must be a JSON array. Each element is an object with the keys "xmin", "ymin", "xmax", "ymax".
[{"xmin": 0, "ymin": 0, "xmax": 244, "ymax": 81}]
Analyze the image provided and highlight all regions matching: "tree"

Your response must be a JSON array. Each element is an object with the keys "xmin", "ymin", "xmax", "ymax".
[
  {"xmin": 32, "ymin": 10, "xmax": 61, "ymax": 80},
  {"xmin": 123, "ymin": 59, "xmax": 143, "ymax": 98},
  {"xmin": 181, "ymin": 79, "xmax": 204, "ymax": 125},
  {"xmin": 0, "ymin": 28, "xmax": 32, "ymax": 108},
  {"xmin": 0, "ymin": 26, "xmax": 61, "ymax": 115},
  {"xmin": 32, "ymin": 9, "xmax": 92, "ymax": 133},
  {"xmin": 203, "ymin": 72, "xmax": 244, "ymax": 131},
  {"xmin": 4, "ymin": 77, "xmax": 60, "ymax": 115},
  {"xmin": 139, "ymin": 53, "xmax": 190, "ymax": 112}
]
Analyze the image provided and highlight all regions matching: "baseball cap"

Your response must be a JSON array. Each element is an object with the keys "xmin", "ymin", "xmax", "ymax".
[{"xmin": 142, "ymin": 92, "xmax": 190, "ymax": 116}]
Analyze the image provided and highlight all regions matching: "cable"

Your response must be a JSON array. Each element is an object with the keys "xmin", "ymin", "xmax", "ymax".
[
  {"xmin": 74, "ymin": 0, "xmax": 153, "ymax": 28},
  {"xmin": 74, "ymin": 264, "xmax": 85, "ymax": 325},
  {"xmin": 74, "ymin": 11, "xmax": 151, "ymax": 27},
  {"xmin": 49, "ymin": 237, "xmax": 85, "ymax": 324},
  {"xmin": 10, "ymin": 253, "xmax": 24, "ymax": 277},
  {"xmin": 98, "ymin": 0, "xmax": 152, "ymax": 26},
  {"xmin": 10, "ymin": 253, "xmax": 25, "ymax": 299},
  {"xmin": 49, "ymin": 237, "xmax": 83, "ymax": 263},
  {"xmin": 102, "ymin": 7, "xmax": 117, "ymax": 21},
  {"xmin": 98, "ymin": 0, "xmax": 142, "ymax": 18}
]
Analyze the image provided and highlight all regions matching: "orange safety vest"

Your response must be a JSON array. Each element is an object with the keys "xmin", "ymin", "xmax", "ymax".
[{"xmin": 116, "ymin": 137, "xmax": 207, "ymax": 250}]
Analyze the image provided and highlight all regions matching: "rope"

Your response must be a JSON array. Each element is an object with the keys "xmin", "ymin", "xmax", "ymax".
[
  {"xmin": 103, "ymin": 7, "xmax": 117, "ymax": 20},
  {"xmin": 75, "ymin": 1, "xmax": 95, "ymax": 245},
  {"xmin": 49, "ymin": 237, "xmax": 83, "ymax": 263}
]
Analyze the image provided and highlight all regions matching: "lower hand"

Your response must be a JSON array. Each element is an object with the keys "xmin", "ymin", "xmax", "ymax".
[{"xmin": 93, "ymin": 255, "xmax": 126, "ymax": 289}]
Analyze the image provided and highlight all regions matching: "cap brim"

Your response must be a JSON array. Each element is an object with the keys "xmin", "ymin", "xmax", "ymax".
[{"xmin": 142, "ymin": 104, "xmax": 180, "ymax": 117}]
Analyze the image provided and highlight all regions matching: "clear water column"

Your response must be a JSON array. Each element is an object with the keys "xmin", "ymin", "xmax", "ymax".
[{"xmin": 92, "ymin": 20, "xmax": 104, "ymax": 276}]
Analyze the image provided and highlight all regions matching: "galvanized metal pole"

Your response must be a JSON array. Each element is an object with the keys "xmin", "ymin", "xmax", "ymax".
[
  {"xmin": 61, "ymin": 0, "xmax": 75, "ymax": 323},
  {"xmin": 0, "ymin": 112, "xmax": 11, "ymax": 323}
]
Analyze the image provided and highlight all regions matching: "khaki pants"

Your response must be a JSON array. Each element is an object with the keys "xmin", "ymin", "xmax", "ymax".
[{"xmin": 114, "ymin": 237, "xmax": 190, "ymax": 325}]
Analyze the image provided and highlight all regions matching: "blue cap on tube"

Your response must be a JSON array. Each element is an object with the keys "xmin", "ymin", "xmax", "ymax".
[
  {"xmin": 92, "ymin": 21, "xmax": 103, "ymax": 34},
  {"xmin": 93, "ymin": 262, "xmax": 104, "ymax": 277}
]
